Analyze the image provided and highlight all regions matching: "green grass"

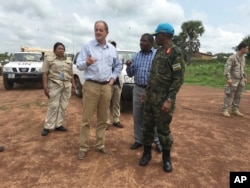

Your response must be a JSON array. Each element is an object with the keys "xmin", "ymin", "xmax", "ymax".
[
  {"xmin": 184, "ymin": 60, "xmax": 250, "ymax": 90},
  {"xmin": 0, "ymin": 106, "xmax": 10, "ymax": 111},
  {"xmin": 21, "ymin": 103, "xmax": 31, "ymax": 109},
  {"xmin": 0, "ymin": 100, "xmax": 47, "ymax": 112}
]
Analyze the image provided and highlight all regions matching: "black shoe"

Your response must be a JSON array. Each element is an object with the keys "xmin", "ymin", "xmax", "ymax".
[
  {"xmin": 155, "ymin": 143, "xmax": 162, "ymax": 153},
  {"xmin": 113, "ymin": 122, "xmax": 124, "ymax": 128},
  {"xmin": 130, "ymin": 142, "xmax": 142, "ymax": 150},
  {"xmin": 162, "ymin": 149, "xmax": 172, "ymax": 173},
  {"xmin": 139, "ymin": 145, "xmax": 152, "ymax": 166},
  {"xmin": 41, "ymin": 129, "xmax": 49, "ymax": 136},
  {"xmin": 0, "ymin": 146, "xmax": 4, "ymax": 152},
  {"xmin": 55, "ymin": 126, "xmax": 67, "ymax": 131},
  {"xmin": 139, "ymin": 153, "xmax": 152, "ymax": 166},
  {"xmin": 163, "ymin": 157, "xmax": 172, "ymax": 172}
]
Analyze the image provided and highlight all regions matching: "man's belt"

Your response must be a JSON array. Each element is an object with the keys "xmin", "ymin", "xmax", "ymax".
[
  {"xmin": 86, "ymin": 79, "xmax": 109, "ymax": 85},
  {"xmin": 136, "ymin": 84, "xmax": 147, "ymax": 88}
]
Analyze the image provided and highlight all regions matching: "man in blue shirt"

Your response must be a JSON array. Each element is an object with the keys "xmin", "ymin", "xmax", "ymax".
[
  {"xmin": 76, "ymin": 20, "xmax": 122, "ymax": 159},
  {"xmin": 126, "ymin": 33, "xmax": 162, "ymax": 153}
]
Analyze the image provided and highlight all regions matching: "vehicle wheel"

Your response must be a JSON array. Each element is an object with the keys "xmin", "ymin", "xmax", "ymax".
[
  {"xmin": 3, "ymin": 78, "xmax": 14, "ymax": 90},
  {"xmin": 74, "ymin": 76, "xmax": 82, "ymax": 98}
]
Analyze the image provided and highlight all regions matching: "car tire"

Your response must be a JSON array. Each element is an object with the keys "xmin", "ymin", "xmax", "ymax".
[{"xmin": 3, "ymin": 78, "xmax": 14, "ymax": 90}]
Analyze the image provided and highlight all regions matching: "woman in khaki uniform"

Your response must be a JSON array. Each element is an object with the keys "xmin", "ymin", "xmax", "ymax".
[{"xmin": 41, "ymin": 42, "xmax": 75, "ymax": 136}]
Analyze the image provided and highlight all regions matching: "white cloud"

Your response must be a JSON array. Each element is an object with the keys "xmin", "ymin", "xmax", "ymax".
[
  {"xmin": 0, "ymin": 0, "xmax": 249, "ymax": 55},
  {"xmin": 199, "ymin": 25, "xmax": 244, "ymax": 54}
]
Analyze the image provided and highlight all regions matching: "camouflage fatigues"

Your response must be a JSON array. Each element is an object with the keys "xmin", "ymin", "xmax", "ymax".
[
  {"xmin": 143, "ymin": 45, "xmax": 185, "ymax": 150},
  {"xmin": 222, "ymin": 54, "xmax": 246, "ymax": 112}
]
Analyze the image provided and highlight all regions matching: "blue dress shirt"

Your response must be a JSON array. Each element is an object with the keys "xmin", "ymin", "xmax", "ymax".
[
  {"xmin": 76, "ymin": 39, "xmax": 122, "ymax": 82},
  {"xmin": 126, "ymin": 48, "xmax": 156, "ymax": 86}
]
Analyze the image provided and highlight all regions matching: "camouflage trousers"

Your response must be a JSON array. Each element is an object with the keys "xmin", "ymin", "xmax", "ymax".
[
  {"xmin": 143, "ymin": 102, "xmax": 173, "ymax": 150},
  {"xmin": 222, "ymin": 84, "xmax": 244, "ymax": 112}
]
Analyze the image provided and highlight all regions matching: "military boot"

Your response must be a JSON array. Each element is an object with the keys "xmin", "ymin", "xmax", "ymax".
[
  {"xmin": 222, "ymin": 110, "xmax": 230, "ymax": 117},
  {"xmin": 232, "ymin": 110, "xmax": 244, "ymax": 117},
  {"xmin": 162, "ymin": 149, "xmax": 172, "ymax": 173},
  {"xmin": 139, "ymin": 145, "xmax": 152, "ymax": 166}
]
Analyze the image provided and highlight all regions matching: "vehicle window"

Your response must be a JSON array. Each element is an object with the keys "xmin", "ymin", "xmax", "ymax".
[
  {"xmin": 10, "ymin": 53, "xmax": 43, "ymax": 62},
  {"xmin": 73, "ymin": 52, "xmax": 80, "ymax": 64},
  {"xmin": 66, "ymin": 53, "xmax": 74, "ymax": 61}
]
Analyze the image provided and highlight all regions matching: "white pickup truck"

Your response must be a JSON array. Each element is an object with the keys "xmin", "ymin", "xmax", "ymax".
[
  {"xmin": 72, "ymin": 50, "xmax": 136, "ymax": 100},
  {"xmin": 2, "ymin": 46, "xmax": 75, "ymax": 90},
  {"xmin": 2, "ymin": 52, "xmax": 44, "ymax": 90}
]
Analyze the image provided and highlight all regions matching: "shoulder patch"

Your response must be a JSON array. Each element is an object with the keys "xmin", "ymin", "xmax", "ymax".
[{"xmin": 172, "ymin": 63, "xmax": 181, "ymax": 71}]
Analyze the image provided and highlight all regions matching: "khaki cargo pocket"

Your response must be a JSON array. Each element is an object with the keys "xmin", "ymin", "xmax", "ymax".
[{"xmin": 224, "ymin": 85, "xmax": 231, "ymax": 94}]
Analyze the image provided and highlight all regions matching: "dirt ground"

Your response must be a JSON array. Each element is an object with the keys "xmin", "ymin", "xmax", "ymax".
[{"xmin": 0, "ymin": 76, "xmax": 249, "ymax": 188}]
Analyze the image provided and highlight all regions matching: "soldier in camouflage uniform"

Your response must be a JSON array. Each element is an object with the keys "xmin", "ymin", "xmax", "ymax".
[
  {"xmin": 139, "ymin": 23, "xmax": 185, "ymax": 173},
  {"xmin": 222, "ymin": 41, "xmax": 248, "ymax": 117}
]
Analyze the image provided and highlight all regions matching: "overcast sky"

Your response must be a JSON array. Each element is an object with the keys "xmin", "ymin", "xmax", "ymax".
[{"xmin": 0, "ymin": 0, "xmax": 249, "ymax": 55}]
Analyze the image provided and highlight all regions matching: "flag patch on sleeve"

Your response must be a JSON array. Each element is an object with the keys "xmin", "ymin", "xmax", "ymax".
[{"xmin": 172, "ymin": 63, "xmax": 181, "ymax": 71}]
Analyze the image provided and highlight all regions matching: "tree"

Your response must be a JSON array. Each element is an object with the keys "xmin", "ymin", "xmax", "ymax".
[{"xmin": 178, "ymin": 20, "xmax": 205, "ymax": 64}]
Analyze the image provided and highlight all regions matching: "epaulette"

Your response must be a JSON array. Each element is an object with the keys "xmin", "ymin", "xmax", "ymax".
[{"xmin": 45, "ymin": 53, "xmax": 56, "ymax": 62}]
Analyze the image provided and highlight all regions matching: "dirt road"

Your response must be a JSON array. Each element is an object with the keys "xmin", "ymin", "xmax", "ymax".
[{"xmin": 0, "ymin": 76, "xmax": 249, "ymax": 188}]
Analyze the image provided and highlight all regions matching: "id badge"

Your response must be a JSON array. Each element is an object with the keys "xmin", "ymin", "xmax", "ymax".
[{"xmin": 59, "ymin": 72, "xmax": 64, "ymax": 79}]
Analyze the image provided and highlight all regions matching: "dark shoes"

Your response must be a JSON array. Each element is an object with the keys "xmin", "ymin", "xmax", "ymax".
[
  {"xmin": 41, "ymin": 128, "xmax": 49, "ymax": 136},
  {"xmin": 95, "ymin": 148, "xmax": 109, "ymax": 154},
  {"xmin": 139, "ymin": 145, "xmax": 152, "ymax": 166},
  {"xmin": 41, "ymin": 126, "xmax": 67, "ymax": 136},
  {"xmin": 113, "ymin": 122, "xmax": 124, "ymax": 128},
  {"xmin": 77, "ymin": 151, "xmax": 86, "ymax": 160},
  {"xmin": 163, "ymin": 157, "xmax": 172, "ymax": 172},
  {"xmin": 55, "ymin": 126, "xmax": 67, "ymax": 131},
  {"xmin": 162, "ymin": 149, "xmax": 172, "ymax": 173},
  {"xmin": 0, "ymin": 146, "xmax": 4, "ymax": 152},
  {"xmin": 130, "ymin": 142, "xmax": 143, "ymax": 150},
  {"xmin": 139, "ymin": 153, "xmax": 152, "ymax": 166}
]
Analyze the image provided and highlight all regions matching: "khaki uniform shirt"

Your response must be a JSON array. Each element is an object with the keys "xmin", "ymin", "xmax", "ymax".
[
  {"xmin": 224, "ymin": 54, "xmax": 246, "ymax": 86},
  {"xmin": 42, "ymin": 53, "xmax": 73, "ymax": 87}
]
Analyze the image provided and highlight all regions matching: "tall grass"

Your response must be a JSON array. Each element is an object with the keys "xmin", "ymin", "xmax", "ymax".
[{"xmin": 184, "ymin": 60, "xmax": 250, "ymax": 90}]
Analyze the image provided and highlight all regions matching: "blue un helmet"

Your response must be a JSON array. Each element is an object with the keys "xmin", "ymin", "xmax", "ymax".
[{"xmin": 152, "ymin": 23, "xmax": 174, "ymax": 36}]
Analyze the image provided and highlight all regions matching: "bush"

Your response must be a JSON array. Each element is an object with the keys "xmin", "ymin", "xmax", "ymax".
[{"xmin": 185, "ymin": 60, "xmax": 250, "ymax": 90}]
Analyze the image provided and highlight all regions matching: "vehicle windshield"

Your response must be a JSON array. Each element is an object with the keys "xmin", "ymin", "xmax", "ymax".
[{"xmin": 10, "ymin": 53, "xmax": 43, "ymax": 62}]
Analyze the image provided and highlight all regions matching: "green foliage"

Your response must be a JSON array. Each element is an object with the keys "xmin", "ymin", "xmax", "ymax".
[
  {"xmin": 0, "ymin": 53, "xmax": 10, "ymax": 66},
  {"xmin": 0, "ymin": 52, "xmax": 10, "ymax": 60},
  {"xmin": 178, "ymin": 20, "xmax": 205, "ymax": 64},
  {"xmin": 184, "ymin": 60, "xmax": 250, "ymax": 90},
  {"xmin": 0, "ymin": 106, "xmax": 10, "ymax": 111}
]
